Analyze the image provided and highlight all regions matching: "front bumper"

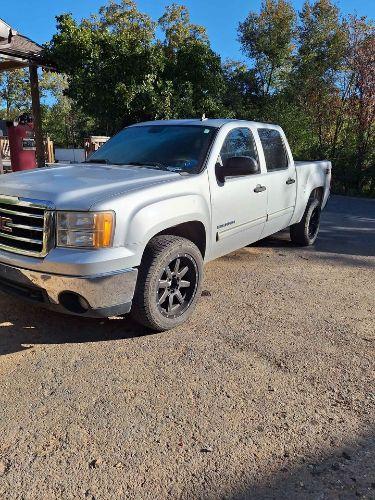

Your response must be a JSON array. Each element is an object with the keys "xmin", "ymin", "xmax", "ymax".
[{"xmin": 0, "ymin": 261, "xmax": 138, "ymax": 318}]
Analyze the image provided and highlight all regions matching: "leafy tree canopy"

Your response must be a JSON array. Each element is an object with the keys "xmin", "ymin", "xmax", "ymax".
[
  {"xmin": 1, "ymin": 0, "xmax": 372, "ymax": 196},
  {"xmin": 238, "ymin": 0, "xmax": 296, "ymax": 96},
  {"xmin": 46, "ymin": 0, "xmax": 228, "ymax": 134}
]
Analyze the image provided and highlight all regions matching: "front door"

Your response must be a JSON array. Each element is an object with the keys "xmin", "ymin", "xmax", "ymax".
[{"xmin": 209, "ymin": 126, "xmax": 268, "ymax": 260}]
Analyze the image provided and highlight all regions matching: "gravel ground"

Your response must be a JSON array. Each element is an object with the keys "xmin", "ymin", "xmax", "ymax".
[{"xmin": 0, "ymin": 195, "xmax": 374, "ymax": 499}]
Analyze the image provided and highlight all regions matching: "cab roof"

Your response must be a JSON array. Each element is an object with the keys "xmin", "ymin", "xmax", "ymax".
[{"xmin": 131, "ymin": 119, "xmax": 277, "ymax": 129}]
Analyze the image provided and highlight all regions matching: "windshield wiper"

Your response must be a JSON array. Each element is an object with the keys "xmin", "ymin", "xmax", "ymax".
[
  {"xmin": 126, "ymin": 161, "xmax": 172, "ymax": 171},
  {"xmin": 84, "ymin": 159, "xmax": 175, "ymax": 170},
  {"xmin": 83, "ymin": 158, "xmax": 110, "ymax": 164}
]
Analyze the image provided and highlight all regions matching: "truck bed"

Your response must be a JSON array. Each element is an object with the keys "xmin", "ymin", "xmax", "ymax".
[
  {"xmin": 295, "ymin": 160, "xmax": 331, "ymax": 170},
  {"xmin": 293, "ymin": 160, "xmax": 332, "ymax": 216}
]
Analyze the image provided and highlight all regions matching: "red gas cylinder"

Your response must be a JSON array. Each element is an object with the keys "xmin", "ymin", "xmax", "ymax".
[{"xmin": 7, "ymin": 114, "xmax": 37, "ymax": 172}]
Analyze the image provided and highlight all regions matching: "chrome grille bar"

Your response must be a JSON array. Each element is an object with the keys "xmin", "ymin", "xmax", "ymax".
[
  {"xmin": 0, "ymin": 207, "xmax": 44, "ymax": 219},
  {"xmin": 7, "ymin": 223, "xmax": 44, "ymax": 232},
  {"xmin": 0, "ymin": 232, "xmax": 43, "ymax": 245},
  {"xmin": 0, "ymin": 196, "xmax": 55, "ymax": 257}
]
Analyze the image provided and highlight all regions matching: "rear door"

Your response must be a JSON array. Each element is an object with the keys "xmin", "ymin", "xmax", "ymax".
[{"xmin": 257, "ymin": 127, "xmax": 297, "ymax": 237}]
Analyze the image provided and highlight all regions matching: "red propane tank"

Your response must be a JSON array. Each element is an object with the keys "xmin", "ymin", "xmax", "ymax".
[{"xmin": 7, "ymin": 114, "xmax": 37, "ymax": 172}]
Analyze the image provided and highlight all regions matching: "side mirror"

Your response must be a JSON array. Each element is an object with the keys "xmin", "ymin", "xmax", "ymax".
[{"xmin": 216, "ymin": 156, "xmax": 259, "ymax": 182}]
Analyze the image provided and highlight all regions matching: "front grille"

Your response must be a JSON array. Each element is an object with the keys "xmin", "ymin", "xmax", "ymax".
[{"xmin": 0, "ymin": 196, "xmax": 54, "ymax": 257}]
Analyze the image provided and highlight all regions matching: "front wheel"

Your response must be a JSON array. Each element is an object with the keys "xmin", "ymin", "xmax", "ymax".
[
  {"xmin": 290, "ymin": 198, "xmax": 321, "ymax": 246},
  {"xmin": 131, "ymin": 235, "xmax": 203, "ymax": 331}
]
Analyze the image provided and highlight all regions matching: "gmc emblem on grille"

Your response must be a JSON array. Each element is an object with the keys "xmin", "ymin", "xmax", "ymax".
[{"xmin": 0, "ymin": 216, "xmax": 13, "ymax": 233}]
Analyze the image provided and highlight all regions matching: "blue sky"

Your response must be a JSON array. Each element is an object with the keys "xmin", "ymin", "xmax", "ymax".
[{"xmin": 2, "ymin": 0, "xmax": 374, "ymax": 62}]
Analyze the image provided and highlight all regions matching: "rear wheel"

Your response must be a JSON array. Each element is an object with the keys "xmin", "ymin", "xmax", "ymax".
[
  {"xmin": 131, "ymin": 235, "xmax": 203, "ymax": 331},
  {"xmin": 290, "ymin": 198, "xmax": 321, "ymax": 246}
]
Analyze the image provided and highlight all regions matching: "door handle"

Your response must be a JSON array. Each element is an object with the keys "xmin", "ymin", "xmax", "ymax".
[
  {"xmin": 286, "ymin": 178, "xmax": 296, "ymax": 185},
  {"xmin": 254, "ymin": 184, "xmax": 266, "ymax": 193}
]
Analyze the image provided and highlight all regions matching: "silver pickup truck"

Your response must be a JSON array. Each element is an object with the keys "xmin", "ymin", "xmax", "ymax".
[{"xmin": 0, "ymin": 119, "xmax": 331, "ymax": 331}]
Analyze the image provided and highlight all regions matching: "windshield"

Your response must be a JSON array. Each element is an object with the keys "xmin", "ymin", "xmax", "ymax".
[{"xmin": 86, "ymin": 125, "xmax": 217, "ymax": 174}]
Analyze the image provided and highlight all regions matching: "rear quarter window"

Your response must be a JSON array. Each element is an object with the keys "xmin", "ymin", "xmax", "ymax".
[{"xmin": 258, "ymin": 128, "xmax": 289, "ymax": 171}]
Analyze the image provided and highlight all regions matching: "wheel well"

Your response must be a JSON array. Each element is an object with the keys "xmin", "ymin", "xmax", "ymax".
[
  {"xmin": 156, "ymin": 221, "xmax": 207, "ymax": 258},
  {"xmin": 309, "ymin": 187, "xmax": 324, "ymax": 204}
]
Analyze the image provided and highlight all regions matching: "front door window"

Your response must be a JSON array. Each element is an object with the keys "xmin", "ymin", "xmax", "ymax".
[{"xmin": 219, "ymin": 128, "xmax": 259, "ymax": 170}]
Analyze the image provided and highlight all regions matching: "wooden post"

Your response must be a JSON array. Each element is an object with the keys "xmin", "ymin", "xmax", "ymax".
[
  {"xmin": 29, "ymin": 63, "xmax": 45, "ymax": 168},
  {"xmin": 45, "ymin": 137, "xmax": 54, "ymax": 164}
]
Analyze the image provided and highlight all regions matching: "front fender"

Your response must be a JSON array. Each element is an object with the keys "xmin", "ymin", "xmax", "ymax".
[{"xmin": 125, "ymin": 194, "xmax": 211, "ymax": 266}]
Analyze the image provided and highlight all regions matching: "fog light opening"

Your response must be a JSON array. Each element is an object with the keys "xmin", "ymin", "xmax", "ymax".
[{"xmin": 59, "ymin": 292, "xmax": 90, "ymax": 314}]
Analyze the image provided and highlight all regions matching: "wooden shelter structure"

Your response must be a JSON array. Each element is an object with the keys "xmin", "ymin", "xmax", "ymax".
[{"xmin": 0, "ymin": 18, "xmax": 50, "ymax": 167}]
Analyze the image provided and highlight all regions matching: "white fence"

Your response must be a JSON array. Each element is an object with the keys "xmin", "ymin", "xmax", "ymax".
[{"xmin": 55, "ymin": 148, "xmax": 85, "ymax": 164}]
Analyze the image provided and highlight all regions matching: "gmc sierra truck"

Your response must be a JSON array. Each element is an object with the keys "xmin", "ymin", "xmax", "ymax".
[{"xmin": 0, "ymin": 119, "xmax": 331, "ymax": 331}]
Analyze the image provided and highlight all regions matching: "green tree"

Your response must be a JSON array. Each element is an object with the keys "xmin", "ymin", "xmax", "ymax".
[
  {"xmin": 41, "ymin": 72, "xmax": 94, "ymax": 148},
  {"xmin": 158, "ymin": 3, "xmax": 228, "ymax": 118},
  {"xmin": 46, "ymin": 1, "xmax": 228, "ymax": 126},
  {"xmin": 222, "ymin": 60, "xmax": 257, "ymax": 118},
  {"xmin": 341, "ymin": 16, "xmax": 375, "ymax": 194},
  {"xmin": 0, "ymin": 69, "xmax": 31, "ymax": 118},
  {"xmin": 0, "ymin": 68, "xmax": 66, "ymax": 118},
  {"xmin": 162, "ymin": 42, "xmax": 227, "ymax": 118},
  {"xmin": 45, "ymin": 0, "xmax": 160, "ymax": 134},
  {"xmin": 296, "ymin": 0, "xmax": 348, "ymax": 79},
  {"xmin": 238, "ymin": 0, "xmax": 296, "ymax": 96},
  {"xmin": 293, "ymin": 0, "xmax": 349, "ymax": 158},
  {"xmin": 39, "ymin": 0, "xmax": 373, "ymax": 196},
  {"xmin": 159, "ymin": 3, "xmax": 208, "ymax": 51}
]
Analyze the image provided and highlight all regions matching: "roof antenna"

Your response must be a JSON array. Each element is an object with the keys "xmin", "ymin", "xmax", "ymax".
[{"xmin": 201, "ymin": 113, "xmax": 207, "ymax": 121}]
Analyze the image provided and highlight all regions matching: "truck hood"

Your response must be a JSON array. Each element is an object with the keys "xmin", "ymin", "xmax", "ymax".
[{"xmin": 0, "ymin": 164, "xmax": 181, "ymax": 210}]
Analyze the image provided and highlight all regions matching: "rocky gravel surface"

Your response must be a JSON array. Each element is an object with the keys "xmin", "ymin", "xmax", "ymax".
[{"xmin": 0, "ymin": 195, "xmax": 374, "ymax": 499}]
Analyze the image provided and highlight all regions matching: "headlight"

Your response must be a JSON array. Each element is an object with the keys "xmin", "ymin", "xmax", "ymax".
[{"xmin": 56, "ymin": 212, "xmax": 115, "ymax": 249}]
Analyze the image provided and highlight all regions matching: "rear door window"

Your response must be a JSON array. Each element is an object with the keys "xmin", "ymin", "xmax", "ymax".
[{"xmin": 258, "ymin": 128, "xmax": 288, "ymax": 171}]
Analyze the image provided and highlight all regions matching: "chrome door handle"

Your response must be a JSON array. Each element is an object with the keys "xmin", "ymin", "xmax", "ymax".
[
  {"xmin": 254, "ymin": 185, "xmax": 266, "ymax": 193},
  {"xmin": 286, "ymin": 178, "xmax": 296, "ymax": 185}
]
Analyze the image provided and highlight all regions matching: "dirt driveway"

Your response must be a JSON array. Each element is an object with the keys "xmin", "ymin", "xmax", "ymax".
[{"xmin": 0, "ymin": 195, "xmax": 374, "ymax": 499}]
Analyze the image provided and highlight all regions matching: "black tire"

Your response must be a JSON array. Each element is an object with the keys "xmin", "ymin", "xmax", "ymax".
[
  {"xmin": 290, "ymin": 198, "xmax": 321, "ymax": 246},
  {"xmin": 131, "ymin": 235, "xmax": 203, "ymax": 331}
]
